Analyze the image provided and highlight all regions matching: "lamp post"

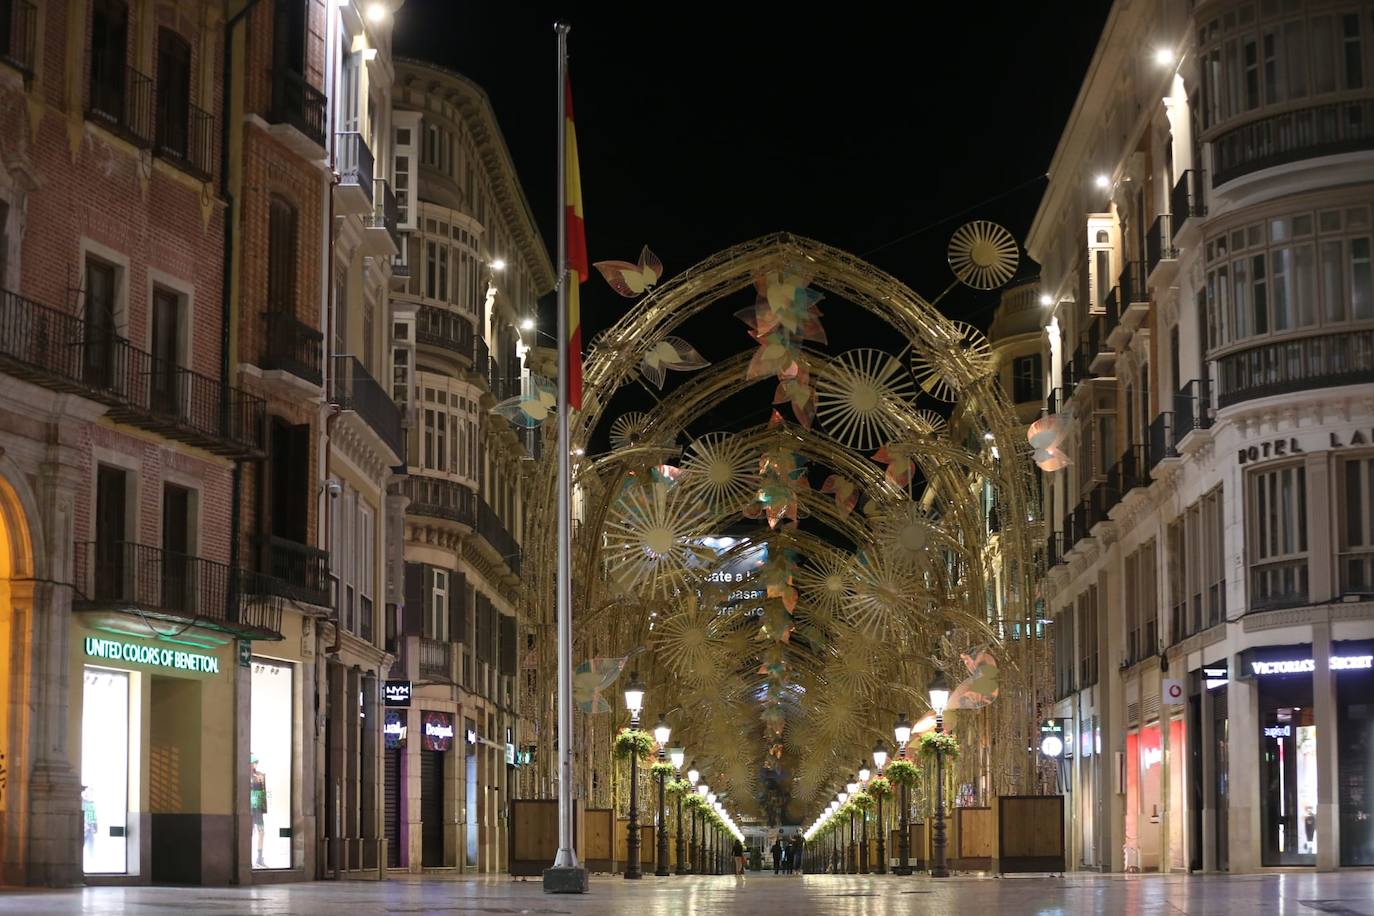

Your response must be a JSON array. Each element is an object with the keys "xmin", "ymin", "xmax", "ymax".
[
  {"xmin": 840, "ymin": 780, "xmax": 851, "ymax": 878},
  {"xmin": 928, "ymin": 671, "xmax": 952, "ymax": 879},
  {"xmin": 894, "ymin": 713, "xmax": 913, "ymax": 875},
  {"xmin": 687, "ymin": 764, "xmax": 700, "ymax": 873},
  {"xmin": 858, "ymin": 760, "xmax": 871, "ymax": 874},
  {"xmin": 831, "ymin": 800, "xmax": 842, "ymax": 873},
  {"xmin": 707, "ymin": 792, "xmax": 717, "ymax": 873},
  {"xmin": 873, "ymin": 739, "xmax": 889, "ymax": 875},
  {"xmin": 623, "ymin": 672, "xmax": 645, "ymax": 879},
  {"xmin": 653, "ymin": 717, "xmax": 672, "ymax": 876},
  {"xmin": 671, "ymin": 747, "xmax": 686, "ymax": 875},
  {"xmin": 696, "ymin": 783, "xmax": 709, "ymax": 874}
]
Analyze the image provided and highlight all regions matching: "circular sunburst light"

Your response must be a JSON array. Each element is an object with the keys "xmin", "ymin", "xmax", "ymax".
[
  {"xmin": 909, "ymin": 321, "xmax": 993, "ymax": 401},
  {"xmin": 680, "ymin": 432, "xmax": 756, "ymax": 512},
  {"xmin": 602, "ymin": 483, "xmax": 711, "ymax": 599},
  {"xmin": 948, "ymin": 220, "xmax": 1019, "ymax": 290},
  {"xmin": 794, "ymin": 548, "xmax": 855, "ymax": 626},
  {"xmin": 814, "ymin": 348, "xmax": 916, "ymax": 451},
  {"xmin": 609, "ymin": 411, "xmax": 658, "ymax": 451},
  {"xmin": 848, "ymin": 551, "xmax": 918, "ymax": 638},
  {"xmin": 875, "ymin": 500, "xmax": 935, "ymax": 570},
  {"xmin": 652, "ymin": 597, "xmax": 725, "ymax": 684}
]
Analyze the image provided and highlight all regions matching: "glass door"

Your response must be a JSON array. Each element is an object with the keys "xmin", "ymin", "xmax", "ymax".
[
  {"xmin": 1260, "ymin": 677, "xmax": 1317, "ymax": 866},
  {"xmin": 82, "ymin": 667, "xmax": 130, "ymax": 874}
]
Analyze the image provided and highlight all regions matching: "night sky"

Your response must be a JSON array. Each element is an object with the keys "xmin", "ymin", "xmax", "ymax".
[{"xmin": 396, "ymin": 2, "xmax": 1112, "ymax": 432}]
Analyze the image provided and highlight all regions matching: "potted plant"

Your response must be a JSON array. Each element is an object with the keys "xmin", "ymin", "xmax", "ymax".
[
  {"xmin": 917, "ymin": 732, "xmax": 960, "ymax": 763},
  {"xmin": 614, "ymin": 727, "xmax": 654, "ymax": 761}
]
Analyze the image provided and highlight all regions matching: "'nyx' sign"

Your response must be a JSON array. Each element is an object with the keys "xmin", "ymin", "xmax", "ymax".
[{"xmin": 384, "ymin": 680, "xmax": 412, "ymax": 708}]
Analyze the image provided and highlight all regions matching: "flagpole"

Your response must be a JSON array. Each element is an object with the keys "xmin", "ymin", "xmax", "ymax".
[{"xmin": 545, "ymin": 19, "xmax": 587, "ymax": 894}]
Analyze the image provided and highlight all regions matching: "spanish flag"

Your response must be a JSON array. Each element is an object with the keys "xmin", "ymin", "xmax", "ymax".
[{"xmin": 565, "ymin": 75, "xmax": 587, "ymax": 411}]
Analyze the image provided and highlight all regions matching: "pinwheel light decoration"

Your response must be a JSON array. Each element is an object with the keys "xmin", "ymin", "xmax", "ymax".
[
  {"xmin": 490, "ymin": 375, "xmax": 556, "ymax": 427},
  {"xmin": 680, "ymin": 432, "xmax": 757, "ymax": 511},
  {"xmin": 602, "ymin": 480, "xmax": 712, "ymax": 599},
  {"xmin": 815, "ymin": 348, "xmax": 916, "ymax": 450}
]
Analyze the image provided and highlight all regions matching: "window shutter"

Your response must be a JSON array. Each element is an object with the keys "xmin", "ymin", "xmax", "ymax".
[
  {"xmin": 403, "ymin": 562, "xmax": 424, "ymax": 636},
  {"xmin": 499, "ymin": 614, "xmax": 515, "ymax": 676},
  {"xmin": 451, "ymin": 572, "xmax": 468, "ymax": 647}
]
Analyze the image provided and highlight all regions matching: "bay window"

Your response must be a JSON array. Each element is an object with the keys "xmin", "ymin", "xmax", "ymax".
[
  {"xmin": 1249, "ymin": 464, "xmax": 1309, "ymax": 610},
  {"xmin": 1339, "ymin": 455, "xmax": 1374, "ymax": 596}
]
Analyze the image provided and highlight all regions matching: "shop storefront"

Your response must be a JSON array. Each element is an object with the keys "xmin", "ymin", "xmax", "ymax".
[
  {"xmin": 383, "ymin": 703, "xmax": 408, "ymax": 869},
  {"xmin": 420, "ymin": 710, "xmax": 454, "ymax": 868},
  {"xmin": 71, "ymin": 626, "xmax": 234, "ymax": 884},
  {"xmin": 249, "ymin": 657, "xmax": 295, "ymax": 870},
  {"xmin": 1242, "ymin": 641, "xmax": 1374, "ymax": 867}
]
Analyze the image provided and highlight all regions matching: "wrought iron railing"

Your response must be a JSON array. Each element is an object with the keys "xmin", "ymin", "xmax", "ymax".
[
  {"xmin": 72, "ymin": 540, "xmax": 283, "ymax": 638},
  {"xmin": 262, "ymin": 309, "xmax": 324, "ymax": 387},
  {"xmin": 268, "ymin": 68, "xmax": 326, "ymax": 148},
  {"xmin": 397, "ymin": 474, "xmax": 477, "ymax": 527},
  {"xmin": 336, "ymin": 131, "xmax": 375, "ymax": 206},
  {"xmin": 330, "ymin": 354, "xmax": 404, "ymax": 460},
  {"xmin": 0, "ymin": 288, "xmax": 264, "ymax": 455},
  {"xmin": 1213, "ymin": 99, "xmax": 1374, "ymax": 186},
  {"xmin": 419, "ymin": 637, "xmax": 453, "ymax": 682},
  {"xmin": 1119, "ymin": 260, "xmax": 1148, "ymax": 306},
  {"xmin": 1172, "ymin": 379, "xmax": 1214, "ymax": 446},
  {"xmin": 415, "ymin": 303, "xmax": 474, "ymax": 361},
  {"xmin": 253, "ymin": 535, "xmax": 331, "ymax": 607},
  {"xmin": 1148, "ymin": 412, "xmax": 1177, "ymax": 469},
  {"xmin": 1217, "ymin": 329, "xmax": 1374, "ymax": 407},
  {"xmin": 373, "ymin": 178, "xmax": 399, "ymax": 246},
  {"xmin": 1170, "ymin": 169, "xmax": 1206, "ymax": 227},
  {"xmin": 477, "ymin": 498, "xmax": 521, "ymax": 575},
  {"xmin": 1107, "ymin": 444, "xmax": 1149, "ymax": 497},
  {"xmin": 0, "ymin": 0, "xmax": 37, "ymax": 79},
  {"xmin": 1146, "ymin": 214, "xmax": 1175, "ymax": 275},
  {"xmin": 156, "ymin": 98, "xmax": 214, "ymax": 180},
  {"xmin": 88, "ymin": 56, "xmax": 155, "ymax": 147}
]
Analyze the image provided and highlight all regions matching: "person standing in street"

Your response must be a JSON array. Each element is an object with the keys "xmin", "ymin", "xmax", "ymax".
[
  {"xmin": 771, "ymin": 837, "xmax": 784, "ymax": 874},
  {"xmin": 732, "ymin": 836, "xmax": 747, "ymax": 879}
]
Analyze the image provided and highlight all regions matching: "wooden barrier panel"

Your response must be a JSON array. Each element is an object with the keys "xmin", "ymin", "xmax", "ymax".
[
  {"xmin": 997, "ymin": 795, "xmax": 1065, "ymax": 874},
  {"xmin": 613, "ymin": 818, "xmax": 655, "ymax": 870},
  {"xmin": 955, "ymin": 807, "xmax": 995, "ymax": 870},
  {"xmin": 886, "ymin": 823, "xmax": 926, "ymax": 869},
  {"xmin": 584, "ymin": 808, "xmax": 614, "ymax": 873},
  {"xmin": 507, "ymin": 800, "xmax": 585, "ymax": 877}
]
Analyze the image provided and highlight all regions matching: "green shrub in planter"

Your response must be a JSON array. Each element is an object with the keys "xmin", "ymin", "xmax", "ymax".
[
  {"xmin": 918, "ymin": 732, "xmax": 960, "ymax": 762},
  {"xmin": 613, "ymin": 728, "xmax": 654, "ymax": 761},
  {"xmin": 885, "ymin": 758, "xmax": 919, "ymax": 787}
]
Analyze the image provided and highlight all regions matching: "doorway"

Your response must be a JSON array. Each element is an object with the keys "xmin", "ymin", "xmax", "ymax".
[
  {"xmin": 384, "ymin": 746, "xmax": 402, "ymax": 868},
  {"xmin": 95, "ymin": 465, "xmax": 128, "ymax": 602},
  {"xmin": 162, "ymin": 484, "xmax": 191, "ymax": 613},
  {"xmin": 81, "ymin": 667, "xmax": 131, "ymax": 875},
  {"xmin": 420, "ymin": 748, "xmax": 444, "ymax": 867},
  {"xmin": 149, "ymin": 676, "xmax": 202, "ymax": 883}
]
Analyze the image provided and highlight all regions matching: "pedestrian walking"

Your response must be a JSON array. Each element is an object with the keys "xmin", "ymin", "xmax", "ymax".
[
  {"xmin": 732, "ymin": 836, "xmax": 747, "ymax": 879},
  {"xmin": 771, "ymin": 837, "xmax": 784, "ymax": 874}
]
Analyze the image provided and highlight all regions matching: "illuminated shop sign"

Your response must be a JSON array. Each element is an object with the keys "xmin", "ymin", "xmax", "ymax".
[
  {"xmin": 383, "ymin": 680, "xmax": 412, "ymax": 708},
  {"xmin": 1203, "ymin": 664, "xmax": 1228, "ymax": 691},
  {"xmin": 1264, "ymin": 724, "xmax": 1292, "ymax": 739},
  {"xmin": 85, "ymin": 637, "xmax": 219, "ymax": 674},
  {"xmin": 422, "ymin": 711, "xmax": 455, "ymax": 752},
  {"xmin": 1249, "ymin": 656, "xmax": 1373, "ymax": 676},
  {"xmin": 384, "ymin": 710, "xmax": 407, "ymax": 749},
  {"xmin": 1039, "ymin": 718, "xmax": 1068, "ymax": 758}
]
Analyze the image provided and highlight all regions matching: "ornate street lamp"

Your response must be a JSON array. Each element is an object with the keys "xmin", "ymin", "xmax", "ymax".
[
  {"xmin": 893, "ymin": 713, "xmax": 913, "ymax": 875},
  {"xmin": 696, "ymin": 783, "xmax": 709, "ymax": 874},
  {"xmin": 707, "ymin": 791, "xmax": 717, "ymax": 873},
  {"xmin": 687, "ymin": 765, "xmax": 700, "ymax": 873},
  {"xmin": 872, "ymin": 738, "xmax": 889, "ymax": 875},
  {"xmin": 623, "ymin": 672, "xmax": 645, "ymax": 879},
  {"xmin": 653, "ymin": 717, "xmax": 672, "ymax": 876},
  {"xmin": 857, "ymin": 760, "xmax": 871, "ymax": 874},
  {"xmin": 670, "ymin": 747, "xmax": 686, "ymax": 875},
  {"xmin": 928, "ymin": 671, "xmax": 952, "ymax": 879}
]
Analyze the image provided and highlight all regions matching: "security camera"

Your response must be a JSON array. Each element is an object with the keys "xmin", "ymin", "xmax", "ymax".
[{"xmin": 326, "ymin": 479, "xmax": 342, "ymax": 499}]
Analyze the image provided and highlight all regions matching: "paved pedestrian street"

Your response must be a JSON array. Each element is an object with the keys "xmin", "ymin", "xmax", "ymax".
[{"xmin": 1, "ymin": 872, "xmax": 1373, "ymax": 915}]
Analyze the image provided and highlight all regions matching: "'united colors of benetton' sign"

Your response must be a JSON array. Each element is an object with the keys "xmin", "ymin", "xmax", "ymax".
[{"xmin": 85, "ymin": 637, "xmax": 220, "ymax": 674}]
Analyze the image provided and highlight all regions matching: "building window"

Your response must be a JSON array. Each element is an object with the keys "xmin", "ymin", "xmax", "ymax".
[
  {"xmin": 1012, "ymin": 353, "xmax": 1042, "ymax": 404},
  {"xmin": 1249, "ymin": 464, "xmax": 1309, "ymax": 610},
  {"xmin": 89, "ymin": 0, "xmax": 129, "ymax": 124},
  {"xmin": 1124, "ymin": 539, "xmax": 1159, "ymax": 664},
  {"xmin": 1055, "ymin": 603, "xmax": 1076, "ymax": 699},
  {"xmin": 1077, "ymin": 587, "xmax": 1098, "ymax": 688},
  {"xmin": 1339, "ymin": 455, "xmax": 1374, "ymax": 596},
  {"xmin": 154, "ymin": 28, "xmax": 191, "ymax": 162},
  {"xmin": 428, "ymin": 568, "xmax": 449, "ymax": 642},
  {"xmin": 268, "ymin": 195, "xmax": 298, "ymax": 313}
]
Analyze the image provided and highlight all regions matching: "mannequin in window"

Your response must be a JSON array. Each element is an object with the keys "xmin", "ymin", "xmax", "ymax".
[
  {"xmin": 82, "ymin": 785, "xmax": 98, "ymax": 857},
  {"xmin": 250, "ymin": 753, "xmax": 269, "ymax": 867}
]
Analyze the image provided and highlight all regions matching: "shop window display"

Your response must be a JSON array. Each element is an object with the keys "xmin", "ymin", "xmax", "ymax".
[
  {"xmin": 81, "ymin": 667, "xmax": 130, "ymax": 875},
  {"xmin": 250, "ymin": 658, "xmax": 294, "ymax": 869},
  {"xmin": 1260, "ymin": 673, "xmax": 1317, "ymax": 866}
]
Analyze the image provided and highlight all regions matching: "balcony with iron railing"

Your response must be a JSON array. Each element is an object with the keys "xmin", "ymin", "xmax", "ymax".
[
  {"xmin": 334, "ymin": 130, "xmax": 375, "ymax": 214},
  {"xmin": 155, "ymin": 98, "xmax": 214, "ymax": 180},
  {"xmin": 72, "ymin": 540, "xmax": 284, "ymax": 640},
  {"xmin": 329, "ymin": 354, "xmax": 404, "ymax": 461},
  {"xmin": 1212, "ymin": 99, "xmax": 1374, "ymax": 187},
  {"xmin": 1217, "ymin": 329, "xmax": 1374, "ymax": 408},
  {"xmin": 268, "ymin": 67, "xmax": 326, "ymax": 151},
  {"xmin": 88, "ymin": 55, "xmax": 154, "ymax": 147},
  {"xmin": 476, "ymin": 497, "xmax": 521, "ymax": 575},
  {"xmin": 415, "ymin": 303, "xmax": 475, "ymax": 362},
  {"xmin": 0, "ymin": 288, "xmax": 265, "ymax": 456},
  {"xmin": 419, "ymin": 636, "xmax": 455, "ymax": 683},
  {"xmin": 1107, "ymin": 443, "xmax": 1150, "ymax": 502},
  {"xmin": 261, "ymin": 309, "xmax": 324, "ymax": 387},
  {"xmin": 1, "ymin": 0, "xmax": 37, "ymax": 80},
  {"xmin": 1148, "ymin": 412, "xmax": 1178, "ymax": 471},
  {"xmin": 1146, "ymin": 214, "xmax": 1177, "ymax": 286},
  {"xmin": 485, "ymin": 356, "xmax": 519, "ymax": 403},
  {"xmin": 1086, "ymin": 317, "xmax": 1115, "ymax": 376},
  {"xmin": 1172, "ymin": 379, "xmax": 1214, "ymax": 449},
  {"xmin": 1170, "ymin": 169, "xmax": 1206, "ymax": 244},
  {"xmin": 364, "ymin": 178, "xmax": 401, "ymax": 256},
  {"xmin": 252, "ymin": 534, "xmax": 331, "ymax": 607},
  {"xmin": 396, "ymin": 473, "xmax": 477, "ymax": 527}
]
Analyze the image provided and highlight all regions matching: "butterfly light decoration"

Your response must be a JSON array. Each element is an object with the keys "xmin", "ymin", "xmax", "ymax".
[
  {"xmin": 490, "ymin": 376, "xmax": 556, "ymax": 428},
  {"xmin": 593, "ymin": 246, "xmax": 664, "ymax": 297},
  {"xmin": 639, "ymin": 336, "xmax": 709, "ymax": 389}
]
